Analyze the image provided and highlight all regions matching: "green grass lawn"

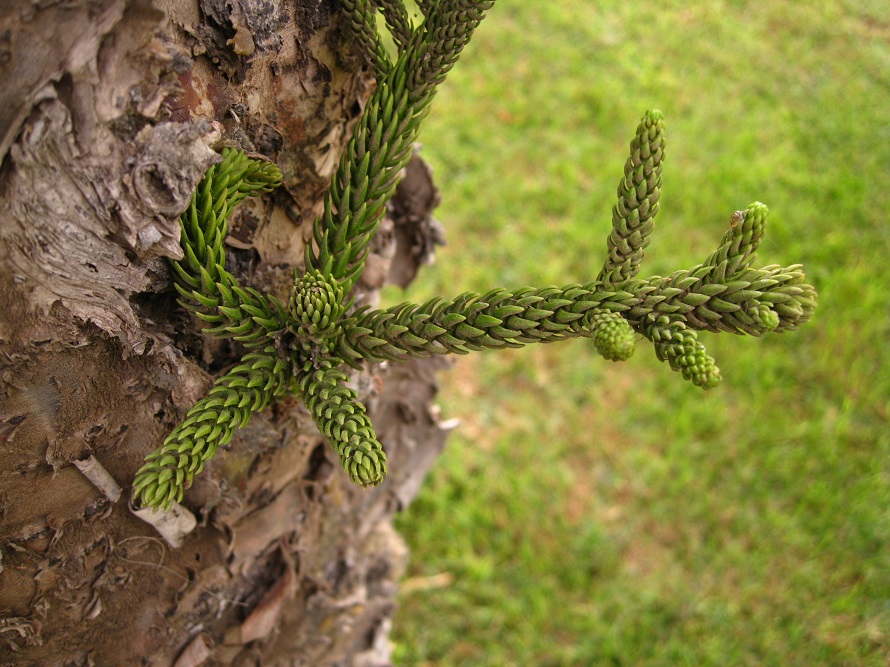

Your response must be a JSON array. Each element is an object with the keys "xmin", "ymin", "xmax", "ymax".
[{"xmin": 387, "ymin": 1, "xmax": 890, "ymax": 664}]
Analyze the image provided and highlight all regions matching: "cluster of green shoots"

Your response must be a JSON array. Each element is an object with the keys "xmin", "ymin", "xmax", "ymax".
[{"xmin": 132, "ymin": 0, "xmax": 816, "ymax": 510}]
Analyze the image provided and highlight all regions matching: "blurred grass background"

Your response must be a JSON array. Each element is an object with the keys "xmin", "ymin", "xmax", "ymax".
[{"xmin": 384, "ymin": 1, "xmax": 890, "ymax": 664}]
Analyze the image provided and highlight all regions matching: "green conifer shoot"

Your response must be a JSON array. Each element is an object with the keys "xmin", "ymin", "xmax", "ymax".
[{"xmin": 132, "ymin": 1, "xmax": 816, "ymax": 511}]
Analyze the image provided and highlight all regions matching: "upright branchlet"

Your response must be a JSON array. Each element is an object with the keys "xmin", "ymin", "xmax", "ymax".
[
  {"xmin": 373, "ymin": 0, "xmax": 414, "ymax": 51},
  {"xmin": 599, "ymin": 109, "xmax": 664, "ymax": 285},
  {"xmin": 132, "ymin": 1, "xmax": 816, "ymax": 511},
  {"xmin": 342, "ymin": 0, "xmax": 392, "ymax": 80}
]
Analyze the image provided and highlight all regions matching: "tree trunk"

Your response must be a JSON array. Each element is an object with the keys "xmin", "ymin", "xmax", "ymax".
[{"xmin": 0, "ymin": 1, "xmax": 448, "ymax": 664}]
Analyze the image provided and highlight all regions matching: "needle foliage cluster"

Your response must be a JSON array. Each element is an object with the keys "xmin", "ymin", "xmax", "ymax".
[{"xmin": 132, "ymin": 0, "xmax": 815, "ymax": 511}]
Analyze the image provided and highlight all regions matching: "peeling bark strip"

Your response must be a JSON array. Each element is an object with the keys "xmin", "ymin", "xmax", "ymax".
[{"xmin": 0, "ymin": 1, "xmax": 448, "ymax": 664}]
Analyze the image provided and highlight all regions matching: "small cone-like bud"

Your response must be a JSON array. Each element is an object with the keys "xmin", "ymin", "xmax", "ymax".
[
  {"xmin": 646, "ymin": 316, "xmax": 722, "ymax": 389},
  {"xmin": 289, "ymin": 269, "xmax": 346, "ymax": 338},
  {"xmin": 587, "ymin": 310, "xmax": 636, "ymax": 361}
]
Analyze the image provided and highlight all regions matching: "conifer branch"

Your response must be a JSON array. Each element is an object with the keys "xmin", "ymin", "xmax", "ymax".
[
  {"xmin": 132, "ymin": 2, "xmax": 817, "ymax": 511},
  {"xmin": 335, "ymin": 237, "xmax": 814, "ymax": 369},
  {"xmin": 306, "ymin": 0, "xmax": 494, "ymax": 294},
  {"xmin": 132, "ymin": 346, "xmax": 292, "ymax": 509},
  {"xmin": 170, "ymin": 148, "xmax": 286, "ymax": 346},
  {"xmin": 297, "ymin": 356, "xmax": 387, "ymax": 487}
]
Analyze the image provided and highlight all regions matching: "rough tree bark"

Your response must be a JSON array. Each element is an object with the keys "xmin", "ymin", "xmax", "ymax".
[{"xmin": 0, "ymin": 1, "xmax": 450, "ymax": 664}]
